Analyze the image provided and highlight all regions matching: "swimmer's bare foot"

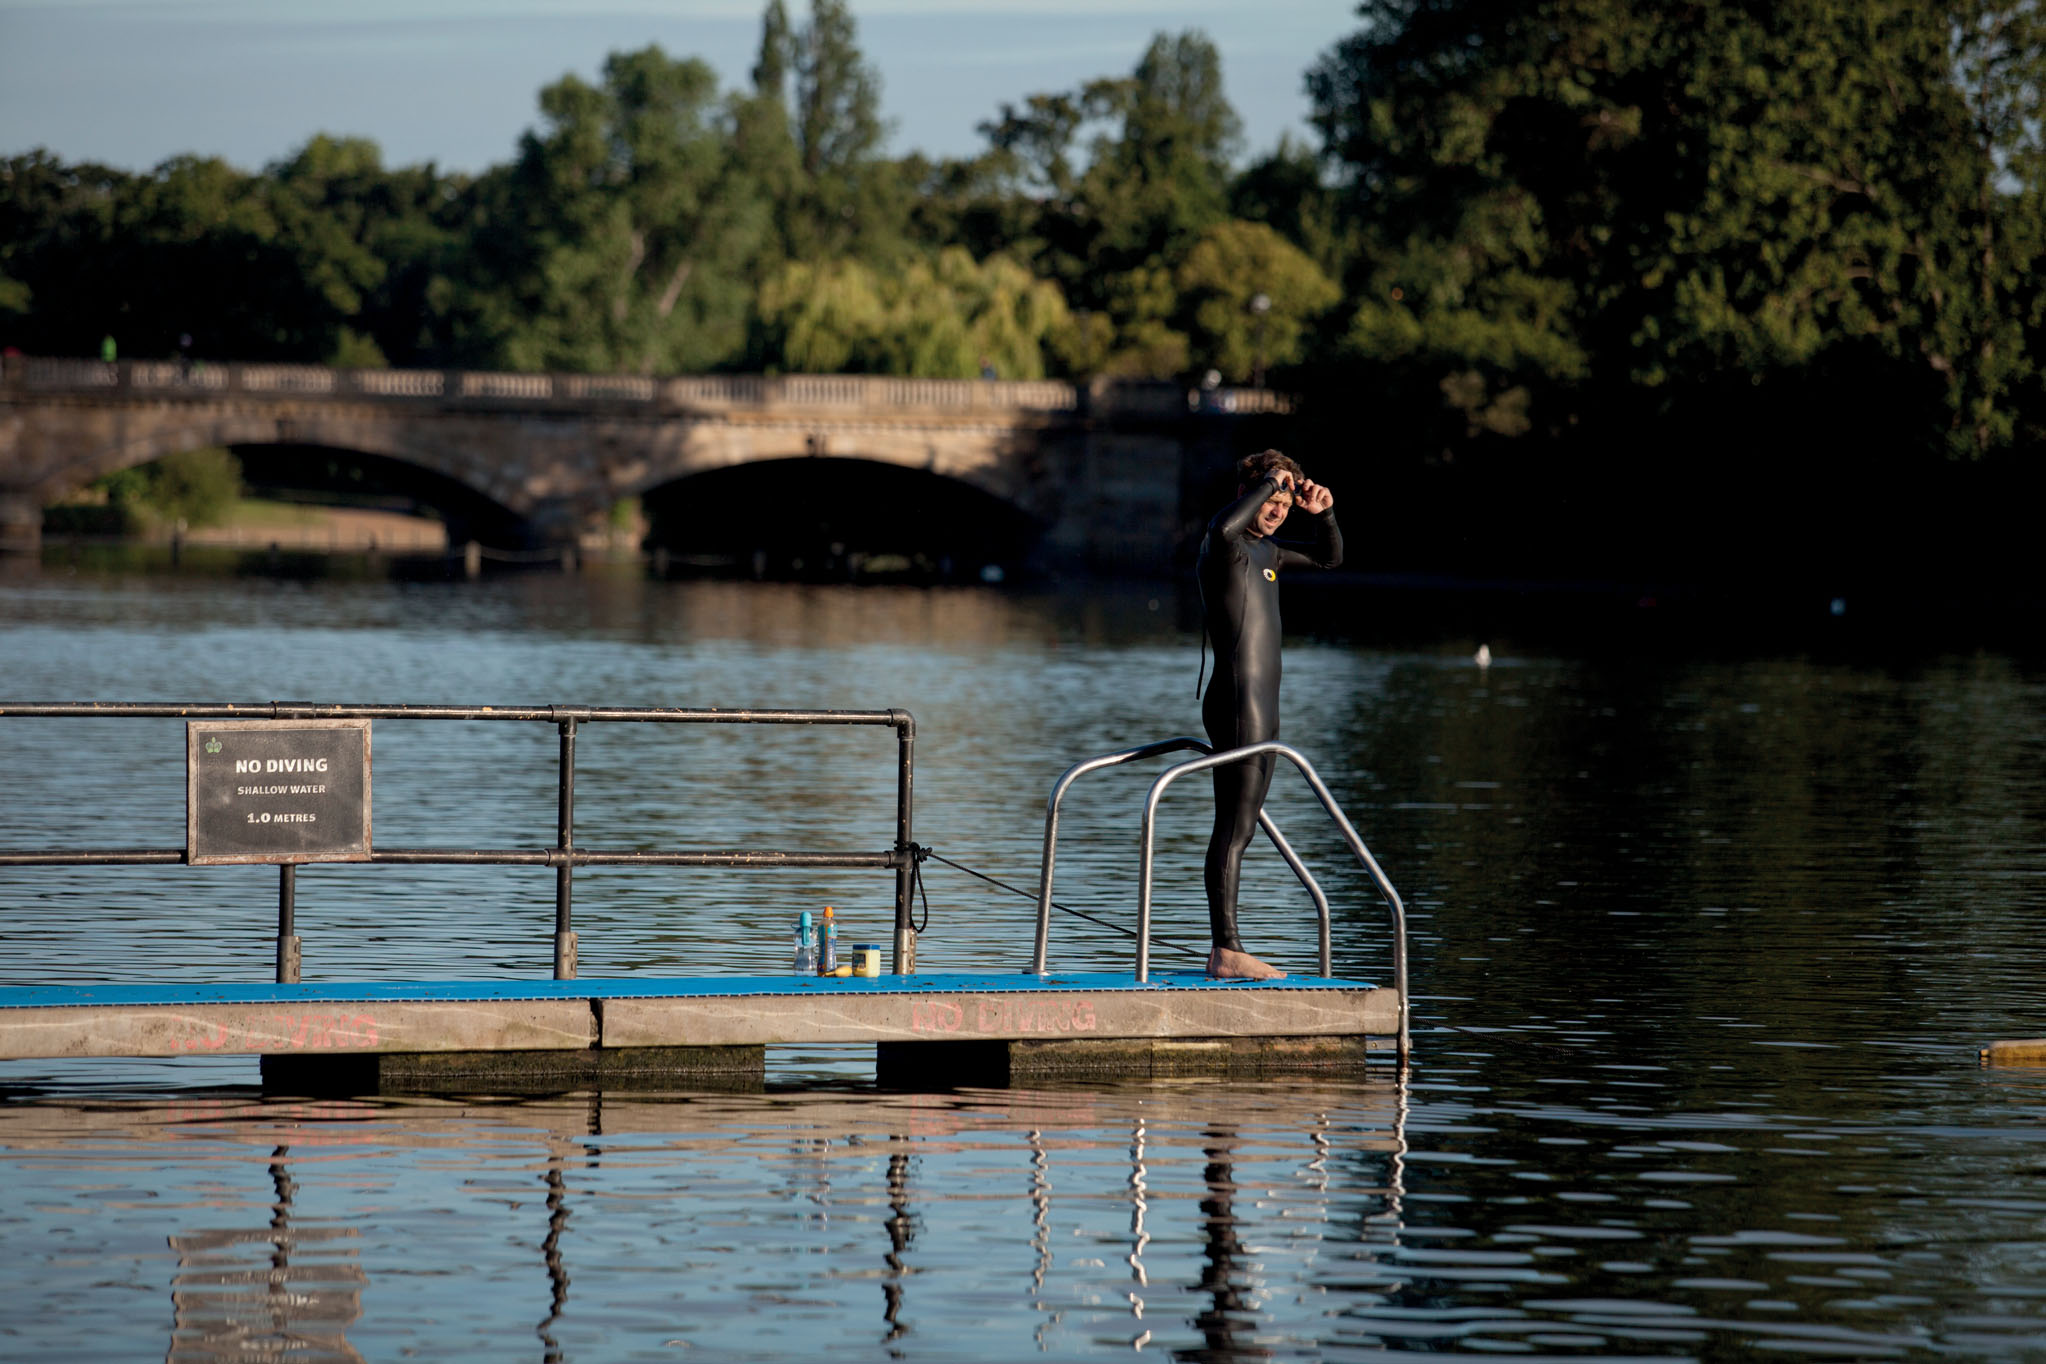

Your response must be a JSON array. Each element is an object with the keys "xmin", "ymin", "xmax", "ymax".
[{"xmin": 1207, "ymin": 947, "xmax": 1286, "ymax": 980}]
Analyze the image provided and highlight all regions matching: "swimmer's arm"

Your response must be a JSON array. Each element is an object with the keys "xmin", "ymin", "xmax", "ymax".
[
  {"xmin": 1211, "ymin": 475, "xmax": 1284, "ymax": 539},
  {"xmin": 1276, "ymin": 508, "xmax": 1343, "ymax": 571}
]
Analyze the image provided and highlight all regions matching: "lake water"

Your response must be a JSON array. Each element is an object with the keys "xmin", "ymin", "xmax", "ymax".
[{"xmin": 2, "ymin": 567, "xmax": 2043, "ymax": 1361}]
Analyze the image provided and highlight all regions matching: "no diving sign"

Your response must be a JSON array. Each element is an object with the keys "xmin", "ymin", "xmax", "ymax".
[{"xmin": 187, "ymin": 720, "xmax": 371, "ymax": 865}]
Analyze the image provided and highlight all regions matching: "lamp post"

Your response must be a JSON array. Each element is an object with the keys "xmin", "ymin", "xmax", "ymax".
[{"xmin": 1249, "ymin": 292, "xmax": 1271, "ymax": 389}]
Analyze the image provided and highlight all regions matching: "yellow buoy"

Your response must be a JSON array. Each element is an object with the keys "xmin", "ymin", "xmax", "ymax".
[{"xmin": 1979, "ymin": 1039, "xmax": 2046, "ymax": 1065}]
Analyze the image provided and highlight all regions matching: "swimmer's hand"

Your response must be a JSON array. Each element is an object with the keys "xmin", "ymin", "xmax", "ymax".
[{"xmin": 1296, "ymin": 479, "xmax": 1334, "ymax": 514}]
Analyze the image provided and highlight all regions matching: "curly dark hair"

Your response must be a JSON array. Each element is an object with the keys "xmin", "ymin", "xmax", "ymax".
[{"xmin": 1237, "ymin": 449, "xmax": 1304, "ymax": 486}]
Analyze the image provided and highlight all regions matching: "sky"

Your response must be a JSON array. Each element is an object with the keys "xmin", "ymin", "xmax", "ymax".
[{"xmin": 0, "ymin": 0, "xmax": 1361, "ymax": 176}]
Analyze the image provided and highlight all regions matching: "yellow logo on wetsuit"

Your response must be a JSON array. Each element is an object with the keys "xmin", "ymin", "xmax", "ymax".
[{"xmin": 1262, "ymin": 568, "xmax": 1277, "ymax": 581}]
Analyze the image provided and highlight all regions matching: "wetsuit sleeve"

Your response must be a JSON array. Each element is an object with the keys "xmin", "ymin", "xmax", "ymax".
[
  {"xmin": 1276, "ymin": 509, "xmax": 1343, "ymax": 571},
  {"xmin": 1210, "ymin": 476, "xmax": 1283, "ymax": 541}
]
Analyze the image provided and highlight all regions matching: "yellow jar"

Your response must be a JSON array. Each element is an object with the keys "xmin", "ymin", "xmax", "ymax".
[{"xmin": 854, "ymin": 944, "xmax": 881, "ymax": 978}]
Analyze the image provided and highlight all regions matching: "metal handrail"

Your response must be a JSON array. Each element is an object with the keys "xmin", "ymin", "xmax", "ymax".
[
  {"xmin": 0, "ymin": 701, "xmax": 917, "ymax": 983},
  {"xmin": 1032, "ymin": 737, "xmax": 1336, "ymax": 977},
  {"xmin": 1136, "ymin": 741, "xmax": 1408, "ymax": 1060}
]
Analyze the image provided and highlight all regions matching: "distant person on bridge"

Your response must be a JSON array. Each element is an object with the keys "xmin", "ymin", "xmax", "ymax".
[{"xmin": 1196, "ymin": 450, "xmax": 1342, "ymax": 979}]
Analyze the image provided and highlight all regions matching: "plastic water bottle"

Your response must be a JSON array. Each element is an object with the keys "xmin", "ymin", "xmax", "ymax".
[
  {"xmin": 793, "ymin": 910, "xmax": 815, "ymax": 975},
  {"xmin": 819, "ymin": 905, "xmax": 838, "ymax": 974}
]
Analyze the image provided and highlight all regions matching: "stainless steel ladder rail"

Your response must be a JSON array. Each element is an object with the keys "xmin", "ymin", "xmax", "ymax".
[
  {"xmin": 1134, "ymin": 740, "xmax": 1409, "ymax": 1059},
  {"xmin": 1032, "ymin": 738, "xmax": 1335, "ymax": 978}
]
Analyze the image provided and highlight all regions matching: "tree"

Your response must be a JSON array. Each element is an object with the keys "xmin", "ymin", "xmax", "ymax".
[
  {"xmin": 756, "ymin": 247, "xmax": 1076, "ymax": 378},
  {"xmin": 792, "ymin": 0, "xmax": 883, "ymax": 180},
  {"xmin": 964, "ymin": 30, "xmax": 1247, "ymax": 376},
  {"xmin": 1229, "ymin": 135, "xmax": 1354, "ymax": 281},
  {"xmin": 0, "ymin": 152, "xmax": 130, "ymax": 355},
  {"xmin": 453, "ymin": 46, "xmax": 771, "ymax": 374},
  {"xmin": 979, "ymin": 90, "xmax": 1091, "ymax": 204},
  {"xmin": 92, "ymin": 446, "xmax": 243, "ymax": 530},
  {"xmin": 265, "ymin": 135, "xmax": 470, "ymax": 367},
  {"xmin": 1636, "ymin": 0, "xmax": 2043, "ymax": 455},
  {"xmin": 782, "ymin": 0, "xmax": 906, "ymax": 261},
  {"xmin": 1073, "ymin": 31, "xmax": 1241, "ymax": 276},
  {"xmin": 1175, "ymin": 220, "xmax": 1340, "ymax": 383},
  {"xmin": 1895, "ymin": 0, "xmax": 2046, "ymax": 451},
  {"xmin": 1306, "ymin": 0, "xmax": 2046, "ymax": 460},
  {"xmin": 1307, "ymin": 0, "xmax": 1652, "ymax": 449},
  {"xmin": 2, "ymin": 138, "xmax": 466, "ymax": 366},
  {"xmin": 732, "ymin": 0, "xmax": 802, "ymax": 265}
]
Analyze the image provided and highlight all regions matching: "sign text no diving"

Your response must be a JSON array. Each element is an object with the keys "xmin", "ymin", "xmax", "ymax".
[{"xmin": 186, "ymin": 719, "xmax": 371, "ymax": 864}]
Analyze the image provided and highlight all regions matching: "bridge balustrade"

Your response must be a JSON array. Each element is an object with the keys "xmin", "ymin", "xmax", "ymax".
[
  {"xmin": 127, "ymin": 361, "xmax": 230, "ymax": 391},
  {"xmin": 2, "ymin": 356, "xmax": 1287, "ymax": 415},
  {"xmin": 559, "ymin": 374, "xmax": 659, "ymax": 402},
  {"xmin": 18, "ymin": 357, "xmax": 121, "ymax": 388},
  {"xmin": 240, "ymin": 365, "xmax": 341, "ymax": 394},
  {"xmin": 356, "ymin": 370, "xmax": 443, "ymax": 397}
]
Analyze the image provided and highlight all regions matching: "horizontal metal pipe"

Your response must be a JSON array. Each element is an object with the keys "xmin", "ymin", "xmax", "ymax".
[
  {"xmin": 0, "ymin": 848, "xmax": 901, "ymax": 868},
  {"xmin": 371, "ymin": 848, "xmax": 902, "ymax": 868},
  {"xmin": 0, "ymin": 850, "xmax": 186, "ymax": 865},
  {"xmin": 0, "ymin": 701, "xmax": 907, "ymax": 725}
]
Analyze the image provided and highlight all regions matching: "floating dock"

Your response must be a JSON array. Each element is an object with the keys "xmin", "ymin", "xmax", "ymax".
[
  {"xmin": 0, "ymin": 972, "xmax": 1398, "ymax": 1091},
  {"xmin": 0, "ymin": 705, "xmax": 1412, "ymax": 1092}
]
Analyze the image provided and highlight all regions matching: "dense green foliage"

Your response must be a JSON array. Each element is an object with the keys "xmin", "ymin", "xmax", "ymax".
[
  {"xmin": 6, "ymin": 0, "xmax": 2045, "ymax": 477},
  {"xmin": 78, "ymin": 446, "xmax": 245, "ymax": 532},
  {"xmin": 1306, "ymin": 0, "xmax": 2046, "ymax": 465}
]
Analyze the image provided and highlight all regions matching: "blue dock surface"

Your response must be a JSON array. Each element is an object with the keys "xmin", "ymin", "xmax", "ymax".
[
  {"xmin": 0, "ymin": 970, "xmax": 1377, "ymax": 1012},
  {"xmin": 0, "ymin": 971, "xmax": 1399, "ymax": 1067}
]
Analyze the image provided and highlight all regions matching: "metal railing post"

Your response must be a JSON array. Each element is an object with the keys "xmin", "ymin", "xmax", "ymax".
[
  {"xmin": 891, "ymin": 711, "xmax": 916, "ymax": 973},
  {"xmin": 276, "ymin": 864, "xmax": 300, "ymax": 984},
  {"xmin": 554, "ymin": 717, "xmax": 577, "ymax": 979}
]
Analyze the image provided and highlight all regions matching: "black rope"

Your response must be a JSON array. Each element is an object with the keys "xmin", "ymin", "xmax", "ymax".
[
  {"xmin": 905, "ymin": 843, "xmax": 931, "ymax": 934},
  {"xmin": 912, "ymin": 845, "xmax": 1205, "ymax": 961}
]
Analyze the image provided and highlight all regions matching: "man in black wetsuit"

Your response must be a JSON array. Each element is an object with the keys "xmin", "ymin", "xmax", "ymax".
[{"xmin": 1196, "ymin": 450, "xmax": 1342, "ymax": 979}]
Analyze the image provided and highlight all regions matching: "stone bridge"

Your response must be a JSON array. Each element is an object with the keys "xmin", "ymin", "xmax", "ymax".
[{"xmin": 0, "ymin": 356, "xmax": 1289, "ymax": 569}]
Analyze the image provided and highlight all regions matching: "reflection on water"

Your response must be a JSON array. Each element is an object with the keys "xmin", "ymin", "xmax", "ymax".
[
  {"xmin": 3, "ymin": 572, "xmax": 2046, "ymax": 1358},
  {"xmin": 10, "ymin": 1064, "xmax": 2040, "ymax": 1359},
  {"xmin": 0, "ymin": 1082, "xmax": 1408, "ymax": 1362},
  {"xmin": 168, "ymin": 1146, "xmax": 366, "ymax": 1364}
]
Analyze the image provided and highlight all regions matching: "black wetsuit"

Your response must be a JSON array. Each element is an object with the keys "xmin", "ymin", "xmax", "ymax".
[{"xmin": 1195, "ymin": 476, "xmax": 1343, "ymax": 951}]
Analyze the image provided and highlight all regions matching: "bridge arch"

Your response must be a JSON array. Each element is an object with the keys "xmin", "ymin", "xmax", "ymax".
[
  {"xmin": 33, "ymin": 413, "xmax": 538, "ymax": 546},
  {"xmin": 640, "ymin": 456, "xmax": 1047, "ymax": 580}
]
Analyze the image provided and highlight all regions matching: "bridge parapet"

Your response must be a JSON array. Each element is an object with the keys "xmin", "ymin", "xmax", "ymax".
[
  {"xmin": 6, "ymin": 357, "xmax": 1081, "ymax": 410},
  {"xmin": 4, "ymin": 356, "xmax": 1289, "ymax": 416},
  {"xmin": 664, "ymin": 373, "xmax": 1080, "ymax": 412}
]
